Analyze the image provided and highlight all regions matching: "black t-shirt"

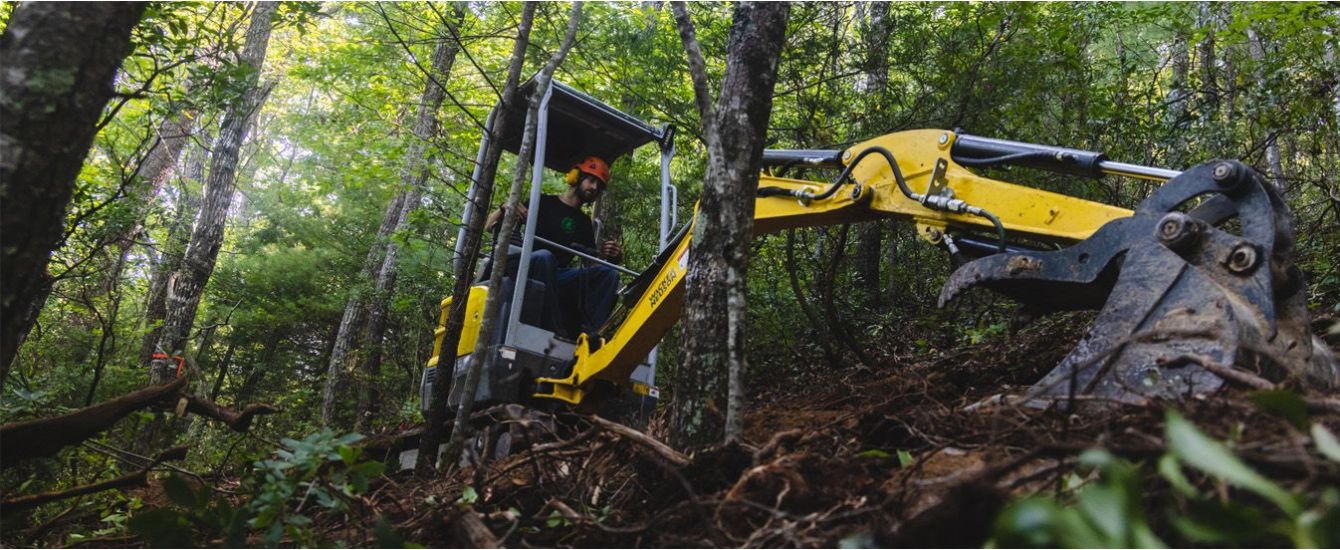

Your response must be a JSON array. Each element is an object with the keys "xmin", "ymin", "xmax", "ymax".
[{"xmin": 532, "ymin": 194, "xmax": 594, "ymax": 266}]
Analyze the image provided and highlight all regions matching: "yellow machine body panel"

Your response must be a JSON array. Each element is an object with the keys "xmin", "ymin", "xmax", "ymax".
[
  {"xmin": 427, "ymin": 285, "xmax": 489, "ymax": 368},
  {"xmin": 530, "ymin": 129, "xmax": 1134, "ymax": 405},
  {"xmin": 536, "ymin": 223, "xmax": 693, "ymax": 404},
  {"xmin": 844, "ymin": 130, "xmax": 1131, "ymax": 242}
]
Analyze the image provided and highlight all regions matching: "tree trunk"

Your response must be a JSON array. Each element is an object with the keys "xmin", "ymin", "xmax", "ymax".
[
  {"xmin": 354, "ymin": 8, "xmax": 466, "ymax": 431},
  {"xmin": 1196, "ymin": 2, "xmax": 1220, "ymax": 121},
  {"xmin": 1329, "ymin": 36, "xmax": 1340, "ymax": 133},
  {"xmin": 442, "ymin": 2, "xmax": 583, "ymax": 470},
  {"xmin": 592, "ymin": 186, "xmax": 622, "ymax": 250},
  {"xmin": 236, "ymin": 331, "xmax": 282, "ymax": 404},
  {"xmin": 149, "ymin": 2, "xmax": 276, "ymax": 384},
  {"xmin": 1163, "ymin": 17, "xmax": 1192, "ymax": 167},
  {"xmin": 140, "ymin": 139, "xmax": 209, "ymax": 365},
  {"xmin": 854, "ymin": 1, "xmax": 892, "ymax": 308},
  {"xmin": 0, "ymin": 2, "xmax": 147, "ymax": 392},
  {"xmin": 669, "ymin": 1, "xmax": 790, "ymax": 449},
  {"xmin": 111, "ymin": 112, "xmax": 195, "ymax": 259},
  {"xmin": 84, "ymin": 283, "xmax": 127, "ymax": 406},
  {"xmin": 209, "ymin": 339, "xmax": 236, "ymax": 402},
  {"xmin": 1248, "ymin": 27, "xmax": 1286, "ymax": 192},
  {"xmin": 884, "ymin": 220, "xmax": 904, "ymax": 305},
  {"xmin": 103, "ymin": 113, "xmax": 195, "ymax": 297},
  {"xmin": 352, "ymin": 206, "xmax": 406, "ymax": 431},
  {"xmin": 82, "ymin": 116, "xmax": 195, "ymax": 402},
  {"xmin": 786, "ymin": 229, "xmax": 839, "ymax": 367},
  {"xmin": 320, "ymin": 191, "xmax": 405, "ymax": 425},
  {"xmin": 819, "ymin": 225, "xmax": 875, "ymax": 367},
  {"xmin": 416, "ymin": 2, "xmax": 537, "ymax": 477}
]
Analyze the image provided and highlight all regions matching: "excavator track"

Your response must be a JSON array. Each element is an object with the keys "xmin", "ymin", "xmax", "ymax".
[{"xmin": 940, "ymin": 160, "xmax": 1339, "ymax": 407}]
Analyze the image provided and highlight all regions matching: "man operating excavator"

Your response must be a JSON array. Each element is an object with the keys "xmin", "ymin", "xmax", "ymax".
[{"xmin": 485, "ymin": 155, "xmax": 623, "ymax": 340}]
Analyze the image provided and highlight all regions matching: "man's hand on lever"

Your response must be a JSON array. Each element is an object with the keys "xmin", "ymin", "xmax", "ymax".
[{"xmin": 600, "ymin": 239, "xmax": 623, "ymax": 262}]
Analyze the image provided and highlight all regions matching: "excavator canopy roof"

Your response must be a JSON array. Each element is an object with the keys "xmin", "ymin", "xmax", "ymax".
[{"xmin": 497, "ymin": 80, "xmax": 667, "ymax": 172}]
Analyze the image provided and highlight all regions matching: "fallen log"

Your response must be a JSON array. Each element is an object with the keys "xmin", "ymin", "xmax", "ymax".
[
  {"xmin": 1, "ymin": 379, "xmax": 186, "ymax": 465},
  {"xmin": 1, "ymin": 378, "xmax": 277, "ymax": 466},
  {"xmin": 1, "ymin": 446, "xmax": 188, "ymax": 514}
]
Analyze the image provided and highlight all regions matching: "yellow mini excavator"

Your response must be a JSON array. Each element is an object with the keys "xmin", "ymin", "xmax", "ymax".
[{"xmin": 419, "ymin": 81, "xmax": 1338, "ymax": 437}]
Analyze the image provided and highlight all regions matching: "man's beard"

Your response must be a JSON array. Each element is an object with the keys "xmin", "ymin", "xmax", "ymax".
[{"xmin": 578, "ymin": 186, "xmax": 601, "ymax": 203}]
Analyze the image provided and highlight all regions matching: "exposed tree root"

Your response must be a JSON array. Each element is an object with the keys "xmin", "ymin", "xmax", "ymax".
[
  {"xmin": 587, "ymin": 414, "xmax": 688, "ymax": 466},
  {"xmin": 453, "ymin": 506, "xmax": 500, "ymax": 548}
]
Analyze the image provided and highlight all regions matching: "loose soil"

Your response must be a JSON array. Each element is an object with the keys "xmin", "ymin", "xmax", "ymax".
[
  {"xmin": 29, "ymin": 315, "xmax": 1340, "ymax": 548},
  {"xmin": 332, "ymin": 315, "xmax": 1340, "ymax": 548}
]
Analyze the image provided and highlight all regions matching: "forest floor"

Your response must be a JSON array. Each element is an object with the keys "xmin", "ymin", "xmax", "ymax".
[
  {"xmin": 43, "ymin": 313, "xmax": 1340, "ymax": 548},
  {"xmin": 313, "ymin": 314, "xmax": 1340, "ymax": 548}
]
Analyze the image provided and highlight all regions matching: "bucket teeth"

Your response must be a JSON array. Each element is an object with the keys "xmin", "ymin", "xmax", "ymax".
[{"xmin": 940, "ymin": 160, "xmax": 1339, "ymax": 407}]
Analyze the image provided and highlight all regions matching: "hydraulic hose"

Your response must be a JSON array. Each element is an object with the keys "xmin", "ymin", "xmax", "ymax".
[
  {"xmin": 759, "ymin": 145, "xmax": 1007, "ymax": 253},
  {"xmin": 758, "ymin": 146, "xmax": 916, "ymax": 202},
  {"xmin": 970, "ymin": 207, "xmax": 1007, "ymax": 254}
]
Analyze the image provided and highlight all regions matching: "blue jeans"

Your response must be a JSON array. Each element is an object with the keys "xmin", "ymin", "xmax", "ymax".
[{"xmin": 524, "ymin": 249, "xmax": 619, "ymax": 338}]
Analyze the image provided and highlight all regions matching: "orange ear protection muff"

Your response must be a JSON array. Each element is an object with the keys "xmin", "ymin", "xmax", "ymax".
[{"xmin": 565, "ymin": 168, "xmax": 581, "ymax": 186}]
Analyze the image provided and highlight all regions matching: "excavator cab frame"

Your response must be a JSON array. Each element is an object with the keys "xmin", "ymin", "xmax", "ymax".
[{"xmin": 422, "ymin": 80, "xmax": 677, "ymax": 426}]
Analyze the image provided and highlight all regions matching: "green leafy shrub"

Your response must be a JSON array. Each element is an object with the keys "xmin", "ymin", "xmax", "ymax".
[
  {"xmin": 126, "ymin": 475, "xmax": 248, "ymax": 548},
  {"xmin": 993, "ymin": 409, "xmax": 1340, "ymax": 548},
  {"xmin": 128, "ymin": 429, "xmax": 385, "ymax": 548},
  {"xmin": 246, "ymin": 429, "xmax": 385, "ymax": 547}
]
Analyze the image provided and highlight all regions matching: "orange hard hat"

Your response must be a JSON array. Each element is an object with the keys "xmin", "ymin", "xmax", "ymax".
[{"xmin": 572, "ymin": 156, "xmax": 610, "ymax": 185}]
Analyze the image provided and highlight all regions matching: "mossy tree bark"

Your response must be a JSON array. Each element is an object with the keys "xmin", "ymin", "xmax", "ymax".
[
  {"xmin": 148, "ymin": 2, "xmax": 277, "ymax": 384},
  {"xmin": 0, "ymin": 2, "xmax": 147, "ymax": 392},
  {"xmin": 668, "ymin": 1, "xmax": 790, "ymax": 450}
]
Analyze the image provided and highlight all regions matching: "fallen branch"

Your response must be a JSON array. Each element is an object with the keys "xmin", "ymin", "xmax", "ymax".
[
  {"xmin": 547, "ymin": 498, "xmax": 584, "ymax": 523},
  {"xmin": 1168, "ymin": 354, "xmax": 1274, "ymax": 390},
  {"xmin": 1169, "ymin": 354, "xmax": 1340, "ymax": 413},
  {"xmin": 543, "ymin": 497, "xmax": 653, "ymax": 535},
  {"xmin": 359, "ymin": 426, "xmax": 425, "ymax": 461},
  {"xmin": 1, "ymin": 446, "xmax": 188, "ymax": 514},
  {"xmin": 64, "ymin": 534, "xmax": 138, "ymax": 548},
  {"xmin": 1, "ymin": 378, "xmax": 277, "ymax": 466},
  {"xmin": 453, "ymin": 506, "xmax": 500, "ymax": 548},
  {"xmin": 180, "ymin": 393, "xmax": 277, "ymax": 431},
  {"xmin": 21, "ymin": 502, "xmax": 93, "ymax": 543},
  {"xmin": 1, "ymin": 378, "xmax": 186, "ymax": 465},
  {"xmin": 586, "ymin": 415, "xmax": 689, "ymax": 467}
]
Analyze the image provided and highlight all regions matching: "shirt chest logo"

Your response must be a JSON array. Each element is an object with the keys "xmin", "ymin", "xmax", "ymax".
[{"xmin": 561, "ymin": 217, "xmax": 575, "ymax": 234}]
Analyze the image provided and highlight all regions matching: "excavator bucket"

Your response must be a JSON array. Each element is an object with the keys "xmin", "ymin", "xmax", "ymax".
[{"xmin": 940, "ymin": 160, "xmax": 1338, "ymax": 408}]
